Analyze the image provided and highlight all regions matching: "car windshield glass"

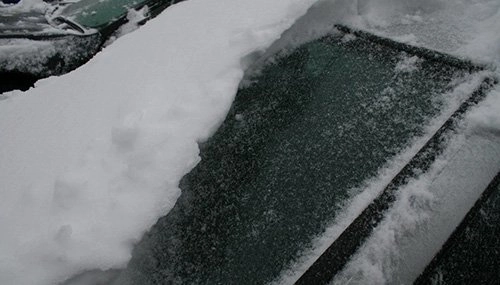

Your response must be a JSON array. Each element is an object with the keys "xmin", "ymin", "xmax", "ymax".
[
  {"xmin": 119, "ymin": 29, "xmax": 479, "ymax": 284},
  {"xmin": 58, "ymin": 0, "xmax": 141, "ymax": 29}
]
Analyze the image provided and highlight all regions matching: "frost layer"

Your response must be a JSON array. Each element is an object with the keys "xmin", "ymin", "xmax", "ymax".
[{"xmin": 0, "ymin": 0, "xmax": 316, "ymax": 284}]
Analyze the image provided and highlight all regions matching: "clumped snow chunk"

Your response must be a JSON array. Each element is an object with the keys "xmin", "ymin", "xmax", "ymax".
[
  {"xmin": 394, "ymin": 55, "xmax": 421, "ymax": 74},
  {"xmin": 0, "ymin": 0, "xmax": 316, "ymax": 284},
  {"xmin": 469, "ymin": 90, "xmax": 500, "ymax": 137}
]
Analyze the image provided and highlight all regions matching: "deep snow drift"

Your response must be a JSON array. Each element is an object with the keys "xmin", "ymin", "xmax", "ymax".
[
  {"xmin": 1, "ymin": 0, "xmax": 500, "ymax": 284},
  {"xmin": 0, "ymin": 0, "xmax": 316, "ymax": 284}
]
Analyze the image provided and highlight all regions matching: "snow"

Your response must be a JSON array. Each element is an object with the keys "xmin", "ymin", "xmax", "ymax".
[
  {"xmin": 0, "ymin": 0, "xmax": 316, "ymax": 284},
  {"xmin": 1, "ymin": 0, "xmax": 500, "ymax": 284},
  {"xmin": 394, "ymin": 55, "xmax": 421, "ymax": 74},
  {"xmin": 0, "ymin": 0, "xmax": 47, "ymax": 12},
  {"xmin": 469, "ymin": 90, "xmax": 500, "ymax": 137}
]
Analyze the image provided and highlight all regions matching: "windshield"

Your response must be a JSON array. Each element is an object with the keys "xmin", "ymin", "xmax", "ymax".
[{"xmin": 117, "ymin": 29, "xmax": 477, "ymax": 284}]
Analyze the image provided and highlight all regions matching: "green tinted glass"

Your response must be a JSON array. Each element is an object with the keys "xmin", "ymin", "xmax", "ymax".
[
  {"xmin": 119, "ymin": 31, "xmax": 472, "ymax": 284},
  {"xmin": 59, "ymin": 0, "xmax": 140, "ymax": 29}
]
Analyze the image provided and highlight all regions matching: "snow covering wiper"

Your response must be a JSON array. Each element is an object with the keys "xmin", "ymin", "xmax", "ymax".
[{"xmin": 294, "ymin": 25, "xmax": 497, "ymax": 285}]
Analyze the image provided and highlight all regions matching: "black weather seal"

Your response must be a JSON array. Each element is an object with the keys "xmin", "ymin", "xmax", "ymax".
[
  {"xmin": 294, "ymin": 27, "xmax": 497, "ymax": 285},
  {"xmin": 334, "ymin": 25, "xmax": 493, "ymax": 73},
  {"xmin": 0, "ymin": 32, "xmax": 74, "ymax": 40}
]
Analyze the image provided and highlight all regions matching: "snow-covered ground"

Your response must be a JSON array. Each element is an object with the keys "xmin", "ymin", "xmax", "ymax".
[{"xmin": 1, "ymin": 0, "xmax": 500, "ymax": 284}]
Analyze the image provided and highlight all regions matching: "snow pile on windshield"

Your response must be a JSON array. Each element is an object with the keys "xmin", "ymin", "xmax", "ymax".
[{"xmin": 0, "ymin": 0, "xmax": 316, "ymax": 284}]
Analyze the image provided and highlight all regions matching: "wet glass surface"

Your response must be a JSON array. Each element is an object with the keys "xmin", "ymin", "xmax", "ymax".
[{"xmin": 118, "ymin": 32, "xmax": 470, "ymax": 284}]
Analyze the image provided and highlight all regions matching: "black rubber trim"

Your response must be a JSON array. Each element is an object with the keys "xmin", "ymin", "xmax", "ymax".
[
  {"xmin": 334, "ymin": 25, "xmax": 492, "ymax": 73},
  {"xmin": 294, "ymin": 27, "xmax": 497, "ymax": 285},
  {"xmin": 0, "ymin": 32, "xmax": 81, "ymax": 40}
]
